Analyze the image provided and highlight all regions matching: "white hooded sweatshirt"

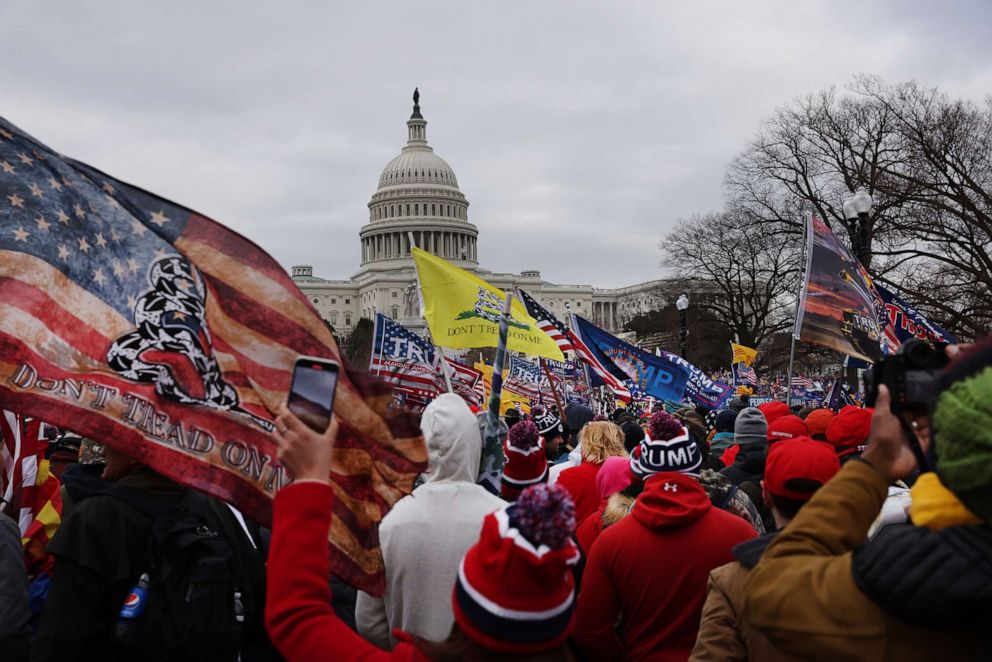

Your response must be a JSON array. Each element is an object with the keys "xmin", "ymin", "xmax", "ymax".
[{"xmin": 355, "ymin": 394, "xmax": 505, "ymax": 649}]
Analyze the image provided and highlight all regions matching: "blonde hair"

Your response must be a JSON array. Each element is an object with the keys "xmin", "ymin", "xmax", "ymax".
[{"xmin": 581, "ymin": 422, "xmax": 628, "ymax": 464}]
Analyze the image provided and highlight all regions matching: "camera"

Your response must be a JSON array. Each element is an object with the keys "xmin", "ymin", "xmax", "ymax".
[{"xmin": 865, "ymin": 339, "xmax": 949, "ymax": 412}]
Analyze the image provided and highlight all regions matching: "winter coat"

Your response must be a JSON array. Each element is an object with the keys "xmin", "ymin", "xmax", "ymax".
[
  {"xmin": 355, "ymin": 394, "xmax": 505, "ymax": 649},
  {"xmin": 697, "ymin": 469, "xmax": 765, "ymax": 535},
  {"xmin": 742, "ymin": 460, "xmax": 986, "ymax": 660},
  {"xmin": 690, "ymin": 533, "xmax": 800, "ymax": 661},
  {"xmin": 575, "ymin": 490, "xmax": 635, "ymax": 555},
  {"xmin": 573, "ymin": 472, "xmax": 757, "ymax": 661},
  {"xmin": 0, "ymin": 512, "xmax": 30, "ymax": 662},
  {"xmin": 548, "ymin": 445, "xmax": 582, "ymax": 484},
  {"xmin": 33, "ymin": 467, "xmax": 273, "ymax": 662},
  {"xmin": 267, "ymin": 481, "xmax": 578, "ymax": 662},
  {"xmin": 267, "ymin": 481, "xmax": 427, "ymax": 661},
  {"xmin": 720, "ymin": 441, "xmax": 765, "ymax": 486},
  {"xmin": 556, "ymin": 461, "xmax": 603, "ymax": 522}
]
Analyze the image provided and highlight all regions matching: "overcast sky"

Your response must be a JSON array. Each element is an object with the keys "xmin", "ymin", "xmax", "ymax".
[{"xmin": 2, "ymin": 1, "xmax": 990, "ymax": 287}]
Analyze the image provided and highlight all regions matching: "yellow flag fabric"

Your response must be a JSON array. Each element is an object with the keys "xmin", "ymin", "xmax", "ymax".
[
  {"xmin": 475, "ymin": 361, "xmax": 532, "ymax": 414},
  {"xmin": 413, "ymin": 248, "xmax": 564, "ymax": 360},
  {"xmin": 731, "ymin": 343, "xmax": 758, "ymax": 366}
]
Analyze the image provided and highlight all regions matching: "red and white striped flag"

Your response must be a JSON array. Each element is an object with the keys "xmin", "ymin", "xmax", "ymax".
[
  {"xmin": 516, "ymin": 289, "xmax": 631, "ymax": 402},
  {"xmin": 0, "ymin": 117, "xmax": 426, "ymax": 595}
]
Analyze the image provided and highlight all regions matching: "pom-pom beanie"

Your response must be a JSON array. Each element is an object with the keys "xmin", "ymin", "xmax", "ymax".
[{"xmin": 453, "ymin": 484, "xmax": 580, "ymax": 654}]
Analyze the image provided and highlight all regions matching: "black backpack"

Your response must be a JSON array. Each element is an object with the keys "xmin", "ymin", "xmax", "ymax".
[{"xmin": 110, "ymin": 488, "xmax": 246, "ymax": 661}]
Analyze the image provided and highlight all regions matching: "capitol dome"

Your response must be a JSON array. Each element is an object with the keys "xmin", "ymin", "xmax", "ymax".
[
  {"xmin": 377, "ymin": 148, "xmax": 459, "ymax": 189},
  {"xmin": 360, "ymin": 90, "xmax": 478, "ymax": 268}
]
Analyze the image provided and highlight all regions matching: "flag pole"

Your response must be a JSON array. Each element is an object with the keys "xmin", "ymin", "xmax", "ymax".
[
  {"xmin": 437, "ymin": 349, "xmax": 454, "ymax": 393},
  {"xmin": 480, "ymin": 291, "xmax": 514, "ymax": 489},
  {"xmin": 540, "ymin": 359, "xmax": 566, "ymax": 417},
  {"xmin": 787, "ymin": 214, "xmax": 814, "ymax": 405}
]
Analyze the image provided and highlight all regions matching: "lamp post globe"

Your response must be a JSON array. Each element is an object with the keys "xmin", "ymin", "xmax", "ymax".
[{"xmin": 675, "ymin": 293, "xmax": 689, "ymax": 359}]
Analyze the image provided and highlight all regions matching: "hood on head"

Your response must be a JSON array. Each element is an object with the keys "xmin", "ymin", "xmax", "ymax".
[
  {"xmin": 632, "ymin": 472, "xmax": 711, "ymax": 530},
  {"xmin": 421, "ymin": 394, "xmax": 483, "ymax": 484},
  {"xmin": 565, "ymin": 403, "xmax": 595, "ymax": 438}
]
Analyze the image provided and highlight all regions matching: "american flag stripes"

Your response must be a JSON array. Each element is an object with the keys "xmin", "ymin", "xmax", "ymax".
[
  {"xmin": 516, "ymin": 289, "xmax": 631, "ymax": 402},
  {"xmin": 370, "ymin": 314, "xmax": 440, "ymax": 400},
  {"xmin": 0, "ymin": 117, "xmax": 426, "ymax": 595},
  {"xmin": 735, "ymin": 362, "xmax": 758, "ymax": 385},
  {"xmin": 792, "ymin": 376, "xmax": 816, "ymax": 390},
  {"xmin": 0, "ymin": 411, "xmax": 61, "ymax": 571},
  {"xmin": 440, "ymin": 356, "xmax": 485, "ymax": 407}
]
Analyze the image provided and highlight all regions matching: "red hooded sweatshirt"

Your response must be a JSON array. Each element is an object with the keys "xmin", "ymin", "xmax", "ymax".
[
  {"xmin": 556, "ymin": 461, "xmax": 603, "ymax": 522},
  {"xmin": 266, "ymin": 481, "xmax": 427, "ymax": 661},
  {"xmin": 573, "ymin": 472, "xmax": 757, "ymax": 661}
]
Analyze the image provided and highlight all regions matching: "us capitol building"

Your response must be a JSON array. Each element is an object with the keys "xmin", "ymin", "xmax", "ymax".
[{"xmin": 291, "ymin": 91, "xmax": 674, "ymax": 337}]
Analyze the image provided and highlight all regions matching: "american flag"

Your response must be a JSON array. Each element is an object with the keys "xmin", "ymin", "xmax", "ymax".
[
  {"xmin": 505, "ymin": 356, "xmax": 546, "ymax": 401},
  {"xmin": 370, "ymin": 314, "xmax": 439, "ymax": 400},
  {"xmin": 735, "ymin": 362, "xmax": 758, "ymax": 385},
  {"xmin": 792, "ymin": 376, "xmax": 816, "ymax": 390},
  {"xmin": 516, "ymin": 288, "xmax": 631, "ymax": 402},
  {"xmin": 1, "ymin": 411, "xmax": 61, "ymax": 571},
  {"xmin": 0, "ymin": 117, "xmax": 426, "ymax": 596},
  {"xmin": 440, "ymin": 357, "xmax": 484, "ymax": 407}
]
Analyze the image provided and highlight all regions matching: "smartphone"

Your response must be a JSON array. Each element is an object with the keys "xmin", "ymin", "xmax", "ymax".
[{"xmin": 287, "ymin": 356, "xmax": 340, "ymax": 433}]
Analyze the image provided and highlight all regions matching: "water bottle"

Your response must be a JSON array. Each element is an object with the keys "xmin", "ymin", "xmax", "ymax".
[{"xmin": 114, "ymin": 572, "xmax": 151, "ymax": 645}]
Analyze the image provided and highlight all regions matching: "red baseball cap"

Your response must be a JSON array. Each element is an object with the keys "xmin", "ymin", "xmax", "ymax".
[
  {"xmin": 767, "ymin": 415, "xmax": 808, "ymax": 443},
  {"xmin": 804, "ymin": 408, "xmax": 836, "ymax": 439},
  {"xmin": 764, "ymin": 437, "xmax": 841, "ymax": 500},
  {"xmin": 825, "ymin": 405, "xmax": 874, "ymax": 459},
  {"xmin": 758, "ymin": 400, "xmax": 790, "ymax": 425}
]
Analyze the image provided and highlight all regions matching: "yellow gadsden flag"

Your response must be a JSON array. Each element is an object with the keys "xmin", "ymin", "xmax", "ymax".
[
  {"xmin": 730, "ymin": 342, "xmax": 758, "ymax": 366},
  {"xmin": 413, "ymin": 248, "xmax": 564, "ymax": 360}
]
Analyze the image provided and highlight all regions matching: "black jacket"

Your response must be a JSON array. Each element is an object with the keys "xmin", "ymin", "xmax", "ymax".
[
  {"xmin": 0, "ymin": 512, "xmax": 30, "ymax": 662},
  {"xmin": 852, "ymin": 522, "xmax": 992, "ymax": 630},
  {"xmin": 720, "ymin": 443, "xmax": 766, "ymax": 486},
  {"xmin": 33, "ymin": 467, "xmax": 278, "ymax": 661}
]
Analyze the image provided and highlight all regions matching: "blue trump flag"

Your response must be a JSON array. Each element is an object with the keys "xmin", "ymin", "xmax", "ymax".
[
  {"xmin": 571, "ymin": 316, "xmax": 689, "ymax": 402},
  {"xmin": 655, "ymin": 349, "xmax": 734, "ymax": 409},
  {"xmin": 876, "ymin": 285, "xmax": 956, "ymax": 347}
]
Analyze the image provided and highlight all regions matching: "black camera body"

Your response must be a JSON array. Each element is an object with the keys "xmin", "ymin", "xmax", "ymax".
[{"xmin": 865, "ymin": 339, "xmax": 949, "ymax": 413}]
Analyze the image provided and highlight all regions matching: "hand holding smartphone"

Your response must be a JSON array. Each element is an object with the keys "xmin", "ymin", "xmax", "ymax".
[{"xmin": 287, "ymin": 356, "xmax": 340, "ymax": 433}]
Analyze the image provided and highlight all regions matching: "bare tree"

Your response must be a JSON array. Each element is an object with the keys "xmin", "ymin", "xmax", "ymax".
[
  {"xmin": 726, "ymin": 77, "xmax": 992, "ymax": 339},
  {"xmin": 660, "ymin": 207, "xmax": 798, "ymax": 348}
]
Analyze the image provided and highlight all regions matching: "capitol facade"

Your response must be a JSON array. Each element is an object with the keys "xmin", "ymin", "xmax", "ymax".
[{"xmin": 292, "ymin": 92, "xmax": 674, "ymax": 337}]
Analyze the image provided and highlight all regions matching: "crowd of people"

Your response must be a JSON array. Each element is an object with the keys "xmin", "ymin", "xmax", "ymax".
[{"xmin": 3, "ymin": 340, "xmax": 992, "ymax": 660}]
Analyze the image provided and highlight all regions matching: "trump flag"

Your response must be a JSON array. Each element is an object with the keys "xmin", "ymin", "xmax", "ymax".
[{"xmin": 0, "ymin": 116, "xmax": 426, "ymax": 595}]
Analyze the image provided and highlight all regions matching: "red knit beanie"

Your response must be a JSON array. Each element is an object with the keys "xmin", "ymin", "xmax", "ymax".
[
  {"xmin": 825, "ymin": 405, "xmax": 874, "ymax": 459},
  {"xmin": 501, "ymin": 421, "xmax": 549, "ymax": 500},
  {"xmin": 453, "ymin": 484, "xmax": 580, "ymax": 654},
  {"xmin": 758, "ymin": 400, "xmax": 791, "ymax": 425}
]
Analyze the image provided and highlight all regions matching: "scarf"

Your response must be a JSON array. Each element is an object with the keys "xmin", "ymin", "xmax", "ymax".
[{"xmin": 909, "ymin": 472, "xmax": 983, "ymax": 530}]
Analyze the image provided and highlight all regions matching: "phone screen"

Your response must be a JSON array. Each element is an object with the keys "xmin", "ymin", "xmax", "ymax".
[{"xmin": 288, "ymin": 358, "xmax": 340, "ymax": 433}]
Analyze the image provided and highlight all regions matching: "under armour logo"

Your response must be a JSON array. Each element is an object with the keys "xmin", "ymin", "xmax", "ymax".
[{"xmin": 663, "ymin": 482, "xmax": 678, "ymax": 492}]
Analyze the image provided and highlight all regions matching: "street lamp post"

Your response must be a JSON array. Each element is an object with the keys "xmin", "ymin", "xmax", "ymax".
[
  {"xmin": 676, "ymin": 293, "xmax": 690, "ymax": 360},
  {"xmin": 842, "ymin": 187, "xmax": 873, "ymax": 266},
  {"xmin": 842, "ymin": 187, "xmax": 873, "ymax": 392}
]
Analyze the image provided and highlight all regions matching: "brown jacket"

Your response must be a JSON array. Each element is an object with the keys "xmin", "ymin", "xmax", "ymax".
[
  {"xmin": 742, "ymin": 460, "xmax": 982, "ymax": 661},
  {"xmin": 690, "ymin": 554, "xmax": 802, "ymax": 661}
]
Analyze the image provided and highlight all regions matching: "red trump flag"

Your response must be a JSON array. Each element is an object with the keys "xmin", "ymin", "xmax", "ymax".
[{"xmin": 0, "ymin": 116, "xmax": 427, "ymax": 595}]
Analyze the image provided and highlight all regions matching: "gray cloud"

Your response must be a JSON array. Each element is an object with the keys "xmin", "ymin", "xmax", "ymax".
[{"xmin": 2, "ymin": 1, "xmax": 989, "ymax": 287}]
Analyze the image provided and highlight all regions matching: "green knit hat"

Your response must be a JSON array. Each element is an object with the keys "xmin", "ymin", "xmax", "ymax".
[{"xmin": 932, "ymin": 342, "xmax": 992, "ymax": 525}]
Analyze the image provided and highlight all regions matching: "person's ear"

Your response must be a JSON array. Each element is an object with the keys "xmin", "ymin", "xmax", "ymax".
[{"xmin": 761, "ymin": 480, "xmax": 773, "ymax": 510}]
